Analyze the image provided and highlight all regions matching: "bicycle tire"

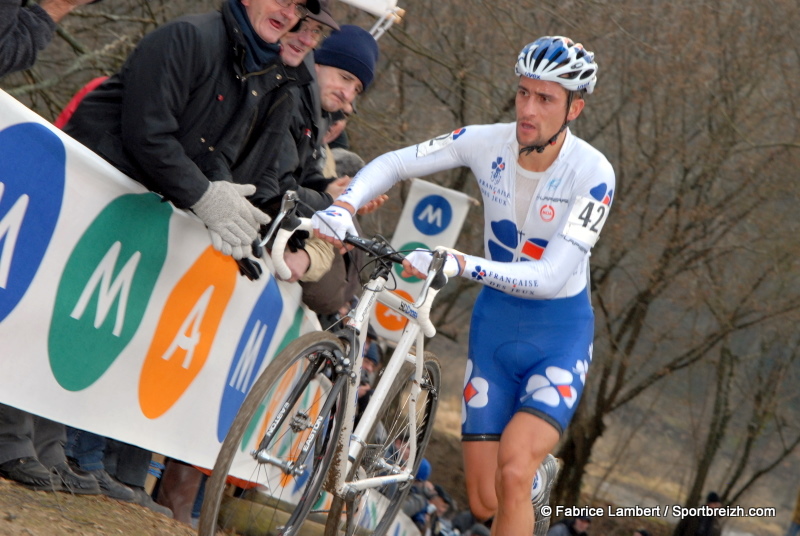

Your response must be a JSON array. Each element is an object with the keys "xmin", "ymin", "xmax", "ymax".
[
  {"xmin": 324, "ymin": 352, "xmax": 441, "ymax": 536},
  {"xmin": 198, "ymin": 331, "xmax": 349, "ymax": 536}
]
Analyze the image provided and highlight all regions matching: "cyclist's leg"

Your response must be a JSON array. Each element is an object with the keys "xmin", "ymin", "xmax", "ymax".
[
  {"xmin": 492, "ymin": 413, "xmax": 559, "ymax": 536},
  {"xmin": 496, "ymin": 288, "xmax": 594, "ymax": 535},
  {"xmin": 462, "ymin": 440, "xmax": 499, "ymax": 521},
  {"xmin": 460, "ymin": 288, "xmax": 523, "ymax": 523}
]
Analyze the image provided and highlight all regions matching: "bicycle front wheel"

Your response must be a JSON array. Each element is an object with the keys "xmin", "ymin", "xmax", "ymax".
[
  {"xmin": 199, "ymin": 331, "xmax": 348, "ymax": 536},
  {"xmin": 325, "ymin": 352, "xmax": 441, "ymax": 536}
]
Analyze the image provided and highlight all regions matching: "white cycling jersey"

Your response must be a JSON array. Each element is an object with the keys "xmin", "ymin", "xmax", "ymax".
[{"xmin": 338, "ymin": 123, "xmax": 615, "ymax": 299}]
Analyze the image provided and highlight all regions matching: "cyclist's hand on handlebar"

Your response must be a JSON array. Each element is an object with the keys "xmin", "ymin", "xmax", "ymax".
[
  {"xmin": 401, "ymin": 249, "xmax": 465, "ymax": 279},
  {"xmin": 312, "ymin": 202, "xmax": 357, "ymax": 254}
]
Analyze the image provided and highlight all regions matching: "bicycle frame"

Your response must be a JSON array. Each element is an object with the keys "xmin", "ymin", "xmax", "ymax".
[
  {"xmin": 262, "ymin": 190, "xmax": 446, "ymax": 509},
  {"xmin": 330, "ymin": 274, "xmax": 430, "ymax": 500}
]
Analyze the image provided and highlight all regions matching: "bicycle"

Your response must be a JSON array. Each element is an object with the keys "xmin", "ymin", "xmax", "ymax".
[{"xmin": 198, "ymin": 191, "xmax": 449, "ymax": 536}]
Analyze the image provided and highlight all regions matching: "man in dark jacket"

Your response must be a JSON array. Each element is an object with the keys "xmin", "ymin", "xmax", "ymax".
[
  {"xmin": 0, "ymin": 0, "xmax": 98, "ymax": 77},
  {"xmin": 65, "ymin": 0, "xmax": 320, "ymax": 260},
  {"xmin": 54, "ymin": 0, "xmax": 323, "ymax": 512}
]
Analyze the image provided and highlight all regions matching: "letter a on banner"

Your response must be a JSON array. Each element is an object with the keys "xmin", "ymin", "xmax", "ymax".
[{"xmin": 371, "ymin": 179, "xmax": 472, "ymax": 342}]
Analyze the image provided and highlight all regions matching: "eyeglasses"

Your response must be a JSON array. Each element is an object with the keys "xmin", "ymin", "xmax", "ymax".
[
  {"xmin": 297, "ymin": 21, "xmax": 328, "ymax": 44},
  {"xmin": 274, "ymin": 0, "xmax": 310, "ymax": 19}
]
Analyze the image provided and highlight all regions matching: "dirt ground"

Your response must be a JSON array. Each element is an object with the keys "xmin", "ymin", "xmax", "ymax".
[
  {"xmin": 0, "ymin": 428, "xmax": 672, "ymax": 536},
  {"xmin": 0, "ymin": 477, "xmax": 195, "ymax": 536}
]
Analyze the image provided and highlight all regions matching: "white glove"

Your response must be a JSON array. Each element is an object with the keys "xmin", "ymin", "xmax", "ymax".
[
  {"xmin": 191, "ymin": 182, "xmax": 270, "ymax": 260},
  {"xmin": 311, "ymin": 204, "xmax": 357, "ymax": 243},
  {"xmin": 405, "ymin": 249, "xmax": 463, "ymax": 278}
]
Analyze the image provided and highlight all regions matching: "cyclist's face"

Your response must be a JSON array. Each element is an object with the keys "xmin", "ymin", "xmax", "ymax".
[
  {"xmin": 280, "ymin": 20, "xmax": 324, "ymax": 67},
  {"xmin": 241, "ymin": 0, "xmax": 304, "ymax": 44},
  {"xmin": 515, "ymin": 77, "xmax": 583, "ymax": 148},
  {"xmin": 315, "ymin": 64, "xmax": 362, "ymax": 113}
]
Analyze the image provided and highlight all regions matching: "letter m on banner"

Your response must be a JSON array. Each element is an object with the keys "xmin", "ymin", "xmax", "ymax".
[
  {"xmin": 70, "ymin": 241, "xmax": 140, "ymax": 337},
  {"xmin": 0, "ymin": 185, "xmax": 28, "ymax": 290}
]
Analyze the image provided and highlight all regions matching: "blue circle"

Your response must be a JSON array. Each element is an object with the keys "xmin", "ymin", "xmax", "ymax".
[{"xmin": 412, "ymin": 195, "xmax": 452, "ymax": 236}]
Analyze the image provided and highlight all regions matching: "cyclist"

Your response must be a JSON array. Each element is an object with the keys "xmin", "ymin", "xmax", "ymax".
[{"xmin": 312, "ymin": 36, "xmax": 614, "ymax": 536}]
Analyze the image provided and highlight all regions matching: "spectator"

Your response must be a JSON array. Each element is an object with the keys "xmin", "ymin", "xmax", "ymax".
[
  {"xmin": 547, "ymin": 515, "xmax": 591, "ymax": 536},
  {"xmin": 155, "ymin": 458, "xmax": 203, "ymax": 524},
  {"xmin": 0, "ymin": 0, "xmax": 99, "ymax": 77},
  {"xmin": 356, "ymin": 324, "xmax": 382, "ymax": 416},
  {"xmin": 673, "ymin": 491, "xmax": 722, "ymax": 536},
  {"xmin": 402, "ymin": 457, "xmax": 434, "ymax": 532},
  {"xmin": 451, "ymin": 509, "xmax": 491, "ymax": 536},
  {"xmin": 428, "ymin": 483, "xmax": 458, "ymax": 536},
  {"xmin": 266, "ymin": 23, "xmax": 379, "ymax": 217},
  {"xmin": 0, "ymin": 406, "xmax": 100, "ymax": 494},
  {"xmin": 64, "ymin": 0, "xmax": 321, "ymax": 263},
  {"xmin": 301, "ymin": 149, "xmax": 369, "ymax": 323},
  {"xmin": 58, "ymin": 0, "xmax": 322, "ymax": 518},
  {"xmin": 324, "ymin": 109, "xmax": 349, "ymax": 150}
]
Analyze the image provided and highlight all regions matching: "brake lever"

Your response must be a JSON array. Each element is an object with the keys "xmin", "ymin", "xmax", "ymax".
[
  {"xmin": 413, "ymin": 249, "xmax": 446, "ymax": 308},
  {"xmin": 258, "ymin": 191, "xmax": 299, "ymax": 248}
]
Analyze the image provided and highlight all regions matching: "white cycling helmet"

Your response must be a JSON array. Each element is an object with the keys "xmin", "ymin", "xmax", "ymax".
[{"xmin": 515, "ymin": 36, "xmax": 598, "ymax": 94}]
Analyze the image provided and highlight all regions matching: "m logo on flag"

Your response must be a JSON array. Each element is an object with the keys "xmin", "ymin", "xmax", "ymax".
[{"xmin": 413, "ymin": 194, "xmax": 452, "ymax": 236}]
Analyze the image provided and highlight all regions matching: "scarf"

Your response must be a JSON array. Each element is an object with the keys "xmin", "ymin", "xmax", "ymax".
[{"xmin": 229, "ymin": 0, "xmax": 281, "ymax": 72}]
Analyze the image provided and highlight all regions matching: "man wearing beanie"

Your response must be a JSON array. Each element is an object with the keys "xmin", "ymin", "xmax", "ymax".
[{"xmin": 253, "ymin": 23, "xmax": 380, "ymax": 216}]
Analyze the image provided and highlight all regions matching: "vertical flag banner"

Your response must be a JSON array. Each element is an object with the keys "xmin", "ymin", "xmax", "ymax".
[{"xmin": 371, "ymin": 179, "xmax": 472, "ymax": 341}]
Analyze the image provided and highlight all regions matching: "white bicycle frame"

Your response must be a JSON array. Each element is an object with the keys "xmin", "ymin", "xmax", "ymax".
[
  {"xmin": 266, "ymin": 192, "xmax": 444, "ymax": 505},
  {"xmin": 333, "ymin": 274, "xmax": 437, "ymax": 499}
]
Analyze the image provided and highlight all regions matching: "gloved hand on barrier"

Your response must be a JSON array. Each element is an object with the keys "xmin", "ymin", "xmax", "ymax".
[
  {"xmin": 190, "ymin": 181, "xmax": 270, "ymax": 259},
  {"xmin": 401, "ymin": 248, "xmax": 464, "ymax": 280}
]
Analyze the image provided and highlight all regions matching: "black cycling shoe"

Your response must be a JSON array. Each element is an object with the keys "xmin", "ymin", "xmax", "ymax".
[
  {"xmin": 0, "ymin": 457, "xmax": 57, "ymax": 491},
  {"xmin": 52, "ymin": 461, "xmax": 101, "ymax": 495}
]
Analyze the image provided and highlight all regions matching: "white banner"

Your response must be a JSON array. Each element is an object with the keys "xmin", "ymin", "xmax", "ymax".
[
  {"xmin": 0, "ymin": 90, "xmax": 419, "ymax": 534},
  {"xmin": 0, "ymin": 89, "xmax": 323, "ymax": 471},
  {"xmin": 371, "ymin": 178, "xmax": 472, "ymax": 341}
]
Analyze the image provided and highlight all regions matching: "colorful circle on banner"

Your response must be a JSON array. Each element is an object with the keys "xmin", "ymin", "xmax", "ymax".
[
  {"xmin": 375, "ymin": 289, "xmax": 414, "ymax": 332},
  {"xmin": 413, "ymin": 194, "xmax": 452, "ymax": 236},
  {"xmin": 394, "ymin": 241, "xmax": 429, "ymax": 282},
  {"xmin": 0, "ymin": 123, "xmax": 66, "ymax": 322},
  {"xmin": 49, "ymin": 193, "xmax": 171, "ymax": 391},
  {"xmin": 139, "ymin": 247, "xmax": 238, "ymax": 419}
]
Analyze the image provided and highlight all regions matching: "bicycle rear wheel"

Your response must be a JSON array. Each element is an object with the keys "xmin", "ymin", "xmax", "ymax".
[
  {"xmin": 198, "ymin": 332, "xmax": 349, "ymax": 536},
  {"xmin": 325, "ymin": 352, "xmax": 441, "ymax": 536}
]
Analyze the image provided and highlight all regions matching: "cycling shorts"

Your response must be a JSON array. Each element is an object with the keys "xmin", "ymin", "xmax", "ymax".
[{"xmin": 462, "ymin": 286, "xmax": 594, "ymax": 440}]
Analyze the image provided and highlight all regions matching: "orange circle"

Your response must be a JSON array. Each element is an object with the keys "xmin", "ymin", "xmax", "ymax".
[{"xmin": 375, "ymin": 289, "xmax": 414, "ymax": 332}]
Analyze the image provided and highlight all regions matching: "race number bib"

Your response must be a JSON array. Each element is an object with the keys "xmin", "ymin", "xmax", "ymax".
[{"xmin": 563, "ymin": 195, "xmax": 609, "ymax": 247}]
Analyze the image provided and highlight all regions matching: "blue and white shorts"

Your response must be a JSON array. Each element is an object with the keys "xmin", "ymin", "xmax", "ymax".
[{"xmin": 462, "ymin": 286, "xmax": 594, "ymax": 440}]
